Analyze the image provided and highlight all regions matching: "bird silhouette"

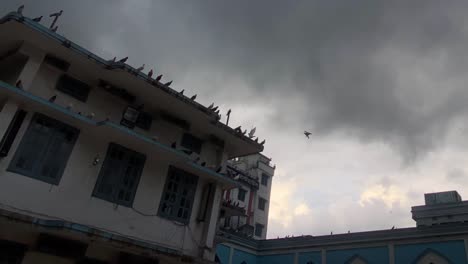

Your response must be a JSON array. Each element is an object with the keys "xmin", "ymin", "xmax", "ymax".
[
  {"xmin": 51, "ymin": 26, "xmax": 58, "ymax": 32},
  {"xmin": 109, "ymin": 57, "xmax": 116, "ymax": 63},
  {"xmin": 190, "ymin": 94, "xmax": 197, "ymax": 100},
  {"xmin": 118, "ymin": 57, "xmax": 128, "ymax": 63},
  {"xmin": 49, "ymin": 95, "xmax": 57, "ymax": 102},
  {"xmin": 216, "ymin": 166, "xmax": 222, "ymax": 173},
  {"xmin": 304, "ymin": 131, "xmax": 311, "ymax": 139},
  {"xmin": 15, "ymin": 80, "xmax": 23, "ymax": 89},
  {"xmin": 17, "ymin": 5, "xmax": 24, "ymax": 15},
  {"xmin": 212, "ymin": 106, "xmax": 218, "ymax": 112},
  {"xmin": 234, "ymin": 126, "xmax": 241, "ymax": 131},
  {"xmin": 136, "ymin": 64, "xmax": 145, "ymax": 72},
  {"xmin": 148, "ymin": 69, "xmax": 153, "ymax": 78},
  {"xmin": 260, "ymin": 139, "xmax": 266, "ymax": 145},
  {"xmin": 164, "ymin": 81, "xmax": 172, "ymax": 86},
  {"xmin": 179, "ymin": 89, "xmax": 185, "ymax": 95},
  {"xmin": 208, "ymin": 103, "xmax": 214, "ymax": 109},
  {"xmin": 155, "ymin": 74, "xmax": 162, "ymax": 81},
  {"xmin": 391, "ymin": 226, "xmax": 395, "ymax": 230},
  {"xmin": 248, "ymin": 127, "xmax": 256, "ymax": 138},
  {"xmin": 32, "ymin": 16, "xmax": 42, "ymax": 22}
]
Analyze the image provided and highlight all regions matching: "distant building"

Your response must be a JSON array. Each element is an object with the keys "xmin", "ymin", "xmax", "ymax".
[
  {"xmin": 0, "ymin": 10, "xmax": 263, "ymax": 264},
  {"xmin": 216, "ymin": 190, "xmax": 468, "ymax": 264},
  {"xmin": 218, "ymin": 153, "xmax": 275, "ymax": 239}
]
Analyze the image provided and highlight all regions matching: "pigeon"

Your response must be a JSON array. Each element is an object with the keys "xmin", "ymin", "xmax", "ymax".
[
  {"xmin": 51, "ymin": 26, "xmax": 58, "ymax": 32},
  {"xmin": 32, "ymin": 16, "xmax": 43, "ymax": 22},
  {"xmin": 164, "ymin": 81, "xmax": 173, "ymax": 86},
  {"xmin": 17, "ymin": 5, "xmax": 24, "ymax": 15},
  {"xmin": 248, "ymin": 127, "xmax": 256, "ymax": 138},
  {"xmin": 234, "ymin": 126, "xmax": 241, "ymax": 131},
  {"xmin": 155, "ymin": 74, "xmax": 163, "ymax": 81},
  {"xmin": 190, "ymin": 94, "xmax": 197, "ymax": 100},
  {"xmin": 15, "ymin": 80, "xmax": 23, "ymax": 89},
  {"xmin": 171, "ymin": 142, "xmax": 176, "ymax": 149},
  {"xmin": 179, "ymin": 89, "xmax": 185, "ymax": 95},
  {"xmin": 148, "ymin": 69, "xmax": 153, "ymax": 78},
  {"xmin": 109, "ymin": 57, "xmax": 116, "ymax": 63},
  {"xmin": 254, "ymin": 138, "xmax": 259, "ymax": 143},
  {"xmin": 260, "ymin": 139, "xmax": 266, "ymax": 145},
  {"xmin": 304, "ymin": 131, "xmax": 311, "ymax": 139},
  {"xmin": 136, "ymin": 64, "xmax": 145, "ymax": 72},
  {"xmin": 212, "ymin": 106, "xmax": 218, "ymax": 112},
  {"xmin": 49, "ymin": 95, "xmax": 57, "ymax": 102},
  {"xmin": 118, "ymin": 57, "xmax": 128, "ymax": 63},
  {"xmin": 208, "ymin": 103, "xmax": 214, "ymax": 109},
  {"xmin": 242, "ymin": 129, "xmax": 247, "ymax": 135},
  {"xmin": 391, "ymin": 226, "xmax": 395, "ymax": 230}
]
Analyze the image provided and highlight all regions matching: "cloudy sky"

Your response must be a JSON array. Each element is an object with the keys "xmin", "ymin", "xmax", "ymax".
[{"xmin": 4, "ymin": 1, "xmax": 468, "ymax": 238}]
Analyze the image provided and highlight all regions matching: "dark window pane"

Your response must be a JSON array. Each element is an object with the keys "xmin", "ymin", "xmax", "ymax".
[
  {"xmin": 261, "ymin": 173, "xmax": 269, "ymax": 186},
  {"xmin": 8, "ymin": 113, "xmax": 79, "ymax": 185},
  {"xmin": 255, "ymin": 223, "xmax": 264, "ymax": 237},
  {"xmin": 258, "ymin": 198, "xmax": 267, "ymax": 211},
  {"xmin": 93, "ymin": 143, "xmax": 145, "ymax": 207},
  {"xmin": 158, "ymin": 166, "xmax": 198, "ymax": 224},
  {"xmin": 56, "ymin": 74, "xmax": 90, "ymax": 102},
  {"xmin": 238, "ymin": 189, "xmax": 246, "ymax": 202},
  {"xmin": 180, "ymin": 133, "xmax": 203, "ymax": 154}
]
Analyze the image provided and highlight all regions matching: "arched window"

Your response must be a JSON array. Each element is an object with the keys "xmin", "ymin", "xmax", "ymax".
[{"xmin": 414, "ymin": 249, "xmax": 450, "ymax": 264}]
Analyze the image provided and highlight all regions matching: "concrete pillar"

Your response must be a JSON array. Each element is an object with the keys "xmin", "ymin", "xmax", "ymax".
[
  {"xmin": 321, "ymin": 249, "xmax": 326, "ymax": 264},
  {"xmin": 202, "ymin": 184, "xmax": 223, "ymax": 260},
  {"xmin": 388, "ymin": 243, "xmax": 395, "ymax": 264},
  {"xmin": 0, "ymin": 101, "xmax": 20, "ymax": 138},
  {"xmin": 228, "ymin": 246, "xmax": 234, "ymax": 264},
  {"xmin": 294, "ymin": 252, "xmax": 298, "ymax": 264},
  {"xmin": 16, "ymin": 42, "xmax": 46, "ymax": 91}
]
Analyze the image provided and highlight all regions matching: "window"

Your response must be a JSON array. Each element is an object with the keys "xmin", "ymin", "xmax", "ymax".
[
  {"xmin": 238, "ymin": 189, "xmax": 246, "ymax": 202},
  {"xmin": 158, "ymin": 166, "xmax": 198, "ymax": 224},
  {"xmin": 93, "ymin": 143, "xmax": 146, "ymax": 207},
  {"xmin": 255, "ymin": 223, "xmax": 264, "ymax": 237},
  {"xmin": 181, "ymin": 133, "xmax": 203, "ymax": 154},
  {"xmin": 56, "ymin": 74, "xmax": 91, "ymax": 102},
  {"xmin": 8, "ymin": 113, "xmax": 79, "ymax": 185},
  {"xmin": 0, "ymin": 109, "xmax": 27, "ymax": 157},
  {"xmin": 136, "ymin": 111, "xmax": 152, "ymax": 130},
  {"xmin": 258, "ymin": 197, "xmax": 267, "ymax": 211},
  {"xmin": 261, "ymin": 173, "xmax": 269, "ymax": 186}
]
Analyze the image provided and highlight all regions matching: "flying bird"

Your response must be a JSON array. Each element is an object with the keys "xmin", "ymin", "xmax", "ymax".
[
  {"xmin": 190, "ymin": 94, "xmax": 197, "ymax": 100},
  {"xmin": 118, "ymin": 57, "xmax": 128, "ymax": 63},
  {"xmin": 32, "ymin": 16, "xmax": 43, "ymax": 22},
  {"xmin": 304, "ymin": 131, "xmax": 311, "ymax": 139},
  {"xmin": 155, "ymin": 74, "xmax": 162, "ymax": 81},
  {"xmin": 248, "ymin": 127, "xmax": 256, "ymax": 138},
  {"xmin": 17, "ymin": 5, "xmax": 24, "ymax": 15},
  {"xmin": 164, "ymin": 80, "xmax": 173, "ymax": 86},
  {"xmin": 147, "ymin": 69, "xmax": 153, "ymax": 78}
]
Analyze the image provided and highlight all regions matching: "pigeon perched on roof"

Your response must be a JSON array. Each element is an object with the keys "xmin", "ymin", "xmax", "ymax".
[
  {"xmin": 165, "ymin": 81, "xmax": 173, "ymax": 86},
  {"xmin": 155, "ymin": 75, "xmax": 163, "ymax": 81},
  {"xmin": 17, "ymin": 5, "xmax": 24, "ymax": 15},
  {"xmin": 147, "ymin": 69, "xmax": 153, "ymax": 78},
  {"xmin": 190, "ymin": 94, "xmax": 197, "ymax": 100},
  {"xmin": 118, "ymin": 57, "xmax": 128, "ymax": 63},
  {"xmin": 32, "ymin": 16, "xmax": 43, "ymax": 22}
]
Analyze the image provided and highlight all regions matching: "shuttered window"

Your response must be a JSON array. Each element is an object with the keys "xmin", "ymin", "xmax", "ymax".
[
  {"xmin": 158, "ymin": 166, "xmax": 198, "ymax": 224},
  {"xmin": 238, "ymin": 188, "xmax": 246, "ymax": 202},
  {"xmin": 93, "ymin": 143, "xmax": 146, "ymax": 207},
  {"xmin": 180, "ymin": 133, "xmax": 203, "ymax": 154},
  {"xmin": 8, "ymin": 113, "xmax": 79, "ymax": 185}
]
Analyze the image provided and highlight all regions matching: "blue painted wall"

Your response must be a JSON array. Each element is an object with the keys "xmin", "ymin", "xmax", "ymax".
[
  {"xmin": 298, "ymin": 251, "xmax": 321, "ymax": 264},
  {"xmin": 217, "ymin": 244, "xmax": 231, "ymax": 264},
  {"xmin": 326, "ymin": 246, "xmax": 389, "ymax": 264},
  {"xmin": 232, "ymin": 248, "xmax": 258, "ymax": 264},
  {"xmin": 258, "ymin": 253, "xmax": 295, "ymax": 264},
  {"xmin": 395, "ymin": 240, "xmax": 467, "ymax": 264}
]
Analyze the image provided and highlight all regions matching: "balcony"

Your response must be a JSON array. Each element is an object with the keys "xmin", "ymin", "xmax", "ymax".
[
  {"xmin": 226, "ymin": 165, "xmax": 259, "ymax": 190},
  {"xmin": 0, "ymin": 80, "xmax": 240, "ymax": 187}
]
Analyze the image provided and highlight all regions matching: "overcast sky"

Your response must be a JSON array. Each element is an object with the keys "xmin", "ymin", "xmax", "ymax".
[{"xmin": 4, "ymin": 1, "xmax": 468, "ymax": 238}]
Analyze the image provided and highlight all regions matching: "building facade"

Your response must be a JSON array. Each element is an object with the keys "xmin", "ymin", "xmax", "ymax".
[
  {"xmin": 0, "ymin": 10, "xmax": 263, "ymax": 264},
  {"xmin": 218, "ymin": 154, "xmax": 275, "ymax": 240},
  {"xmin": 216, "ymin": 191, "xmax": 468, "ymax": 264}
]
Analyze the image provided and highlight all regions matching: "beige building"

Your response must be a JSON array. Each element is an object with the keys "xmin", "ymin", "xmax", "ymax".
[
  {"xmin": 218, "ymin": 153, "xmax": 275, "ymax": 240},
  {"xmin": 0, "ymin": 10, "xmax": 263, "ymax": 264}
]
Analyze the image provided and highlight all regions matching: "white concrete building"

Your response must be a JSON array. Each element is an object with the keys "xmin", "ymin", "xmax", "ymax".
[
  {"xmin": 0, "ymin": 10, "xmax": 263, "ymax": 264},
  {"xmin": 218, "ymin": 153, "xmax": 275, "ymax": 239}
]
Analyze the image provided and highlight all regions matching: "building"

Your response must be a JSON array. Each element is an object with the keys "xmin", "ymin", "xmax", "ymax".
[
  {"xmin": 218, "ymin": 153, "xmax": 275, "ymax": 240},
  {"xmin": 215, "ymin": 191, "xmax": 468, "ymax": 264},
  {"xmin": 0, "ymin": 10, "xmax": 264, "ymax": 264}
]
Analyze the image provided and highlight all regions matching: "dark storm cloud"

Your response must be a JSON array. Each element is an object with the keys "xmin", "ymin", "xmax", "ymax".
[{"xmin": 3, "ymin": 1, "xmax": 468, "ymax": 159}]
